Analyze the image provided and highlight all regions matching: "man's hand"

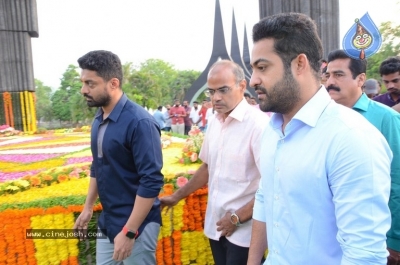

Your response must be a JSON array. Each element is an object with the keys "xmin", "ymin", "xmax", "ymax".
[
  {"xmin": 160, "ymin": 195, "xmax": 179, "ymax": 213},
  {"xmin": 113, "ymin": 232, "xmax": 135, "ymax": 261},
  {"xmin": 73, "ymin": 209, "xmax": 93, "ymax": 241},
  {"xmin": 216, "ymin": 212, "xmax": 237, "ymax": 237},
  {"xmin": 387, "ymin": 247, "xmax": 400, "ymax": 265}
]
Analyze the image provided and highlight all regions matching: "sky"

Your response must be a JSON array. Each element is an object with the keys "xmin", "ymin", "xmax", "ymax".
[{"xmin": 31, "ymin": 0, "xmax": 400, "ymax": 89}]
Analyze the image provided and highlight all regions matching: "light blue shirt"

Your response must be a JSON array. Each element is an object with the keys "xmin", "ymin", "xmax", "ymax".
[
  {"xmin": 163, "ymin": 111, "xmax": 171, "ymax": 127},
  {"xmin": 353, "ymin": 93, "xmax": 400, "ymax": 251},
  {"xmin": 152, "ymin": 110, "xmax": 165, "ymax": 129},
  {"xmin": 254, "ymin": 88, "xmax": 392, "ymax": 265}
]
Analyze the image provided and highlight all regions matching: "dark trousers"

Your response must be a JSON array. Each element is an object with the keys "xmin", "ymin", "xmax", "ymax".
[
  {"xmin": 209, "ymin": 236, "xmax": 249, "ymax": 265},
  {"xmin": 184, "ymin": 125, "xmax": 191, "ymax": 135}
]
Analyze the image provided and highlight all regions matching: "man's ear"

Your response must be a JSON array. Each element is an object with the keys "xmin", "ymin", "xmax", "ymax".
[
  {"xmin": 357, "ymin": 73, "xmax": 366, "ymax": 87},
  {"xmin": 110, "ymin": 78, "xmax": 120, "ymax": 90},
  {"xmin": 239, "ymin": 79, "xmax": 247, "ymax": 93},
  {"xmin": 293, "ymin": 53, "xmax": 308, "ymax": 74}
]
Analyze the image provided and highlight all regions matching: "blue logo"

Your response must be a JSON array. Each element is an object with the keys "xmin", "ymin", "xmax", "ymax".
[{"xmin": 342, "ymin": 12, "xmax": 382, "ymax": 60}]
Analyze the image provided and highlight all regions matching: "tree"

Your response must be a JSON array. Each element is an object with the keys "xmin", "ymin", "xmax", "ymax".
[
  {"xmin": 367, "ymin": 22, "xmax": 400, "ymax": 82},
  {"xmin": 51, "ymin": 64, "xmax": 95, "ymax": 123},
  {"xmin": 172, "ymin": 70, "xmax": 201, "ymax": 103},
  {"xmin": 35, "ymin": 79, "xmax": 53, "ymax": 122}
]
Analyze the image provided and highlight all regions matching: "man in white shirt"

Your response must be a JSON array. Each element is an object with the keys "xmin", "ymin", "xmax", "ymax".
[
  {"xmin": 189, "ymin": 101, "xmax": 202, "ymax": 127},
  {"xmin": 161, "ymin": 60, "xmax": 269, "ymax": 265}
]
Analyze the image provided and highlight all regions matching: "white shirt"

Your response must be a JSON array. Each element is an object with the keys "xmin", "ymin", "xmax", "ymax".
[
  {"xmin": 199, "ymin": 98, "xmax": 269, "ymax": 247},
  {"xmin": 254, "ymin": 88, "xmax": 392, "ymax": 264},
  {"xmin": 189, "ymin": 107, "xmax": 202, "ymax": 127}
]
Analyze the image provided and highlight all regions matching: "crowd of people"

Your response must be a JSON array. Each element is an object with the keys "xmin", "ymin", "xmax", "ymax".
[
  {"xmin": 73, "ymin": 11, "xmax": 400, "ymax": 265},
  {"xmin": 152, "ymin": 98, "xmax": 215, "ymax": 135}
]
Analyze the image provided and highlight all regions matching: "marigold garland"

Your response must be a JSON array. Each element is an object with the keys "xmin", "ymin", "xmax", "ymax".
[
  {"xmin": 20, "ymin": 91, "xmax": 27, "ymax": 132},
  {"xmin": 3, "ymin": 92, "xmax": 14, "ymax": 128}
]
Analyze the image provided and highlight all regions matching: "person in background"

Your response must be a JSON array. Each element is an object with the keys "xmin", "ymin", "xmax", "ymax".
[
  {"xmin": 169, "ymin": 99, "xmax": 185, "ymax": 135},
  {"xmin": 198, "ymin": 99, "xmax": 209, "ymax": 131},
  {"xmin": 74, "ymin": 50, "xmax": 164, "ymax": 264},
  {"xmin": 163, "ymin": 104, "xmax": 171, "ymax": 132},
  {"xmin": 362, "ymin": 79, "xmax": 380, "ymax": 99},
  {"xmin": 249, "ymin": 97, "xmax": 257, "ymax": 105},
  {"xmin": 205, "ymin": 102, "xmax": 215, "ymax": 130},
  {"xmin": 182, "ymin": 100, "xmax": 192, "ymax": 135},
  {"xmin": 161, "ymin": 60, "xmax": 269, "ymax": 265},
  {"xmin": 153, "ymin": 106, "xmax": 165, "ymax": 130},
  {"xmin": 247, "ymin": 13, "xmax": 392, "ymax": 265},
  {"xmin": 373, "ymin": 56, "xmax": 400, "ymax": 107},
  {"xmin": 189, "ymin": 101, "xmax": 202, "ymax": 127},
  {"xmin": 325, "ymin": 49, "xmax": 400, "ymax": 264},
  {"xmin": 244, "ymin": 92, "xmax": 252, "ymax": 104}
]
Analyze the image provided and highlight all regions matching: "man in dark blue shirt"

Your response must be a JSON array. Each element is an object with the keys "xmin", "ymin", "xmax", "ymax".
[{"xmin": 73, "ymin": 50, "xmax": 164, "ymax": 264}]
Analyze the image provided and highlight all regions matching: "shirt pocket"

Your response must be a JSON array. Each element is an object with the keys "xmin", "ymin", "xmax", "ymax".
[{"xmin": 227, "ymin": 154, "xmax": 248, "ymax": 182}]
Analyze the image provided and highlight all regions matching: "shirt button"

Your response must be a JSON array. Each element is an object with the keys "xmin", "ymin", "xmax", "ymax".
[
  {"xmin": 274, "ymin": 195, "xmax": 279, "ymax": 200},
  {"xmin": 276, "ymin": 167, "xmax": 279, "ymax": 172}
]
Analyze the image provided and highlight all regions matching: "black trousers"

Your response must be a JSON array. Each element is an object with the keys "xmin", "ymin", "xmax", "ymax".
[
  {"xmin": 184, "ymin": 125, "xmax": 191, "ymax": 135},
  {"xmin": 209, "ymin": 236, "xmax": 249, "ymax": 265}
]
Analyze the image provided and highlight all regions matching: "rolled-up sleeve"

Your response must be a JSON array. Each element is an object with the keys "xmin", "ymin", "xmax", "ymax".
[
  {"xmin": 132, "ymin": 119, "xmax": 164, "ymax": 198},
  {"xmin": 253, "ymin": 181, "xmax": 266, "ymax": 222}
]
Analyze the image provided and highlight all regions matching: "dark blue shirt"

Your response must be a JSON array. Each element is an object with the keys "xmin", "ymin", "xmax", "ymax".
[{"xmin": 90, "ymin": 94, "xmax": 164, "ymax": 242}]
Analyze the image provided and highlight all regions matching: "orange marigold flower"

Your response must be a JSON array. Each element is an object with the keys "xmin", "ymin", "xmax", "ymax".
[
  {"xmin": 30, "ymin": 176, "xmax": 41, "ymax": 186},
  {"xmin": 57, "ymin": 174, "xmax": 68, "ymax": 182},
  {"xmin": 43, "ymin": 175, "xmax": 53, "ymax": 181}
]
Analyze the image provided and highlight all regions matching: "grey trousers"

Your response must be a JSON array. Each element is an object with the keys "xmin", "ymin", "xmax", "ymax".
[{"xmin": 96, "ymin": 222, "xmax": 160, "ymax": 265}]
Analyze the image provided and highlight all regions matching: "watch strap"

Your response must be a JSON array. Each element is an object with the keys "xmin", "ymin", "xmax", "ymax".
[
  {"xmin": 122, "ymin": 226, "xmax": 139, "ymax": 239},
  {"xmin": 230, "ymin": 212, "xmax": 242, "ymax": 227}
]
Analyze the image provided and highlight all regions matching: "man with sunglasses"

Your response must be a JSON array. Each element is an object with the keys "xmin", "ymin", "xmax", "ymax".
[{"xmin": 161, "ymin": 60, "xmax": 269, "ymax": 265}]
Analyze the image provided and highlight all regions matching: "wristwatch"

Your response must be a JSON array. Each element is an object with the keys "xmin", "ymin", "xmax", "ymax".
[
  {"xmin": 230, "ymin": 212, "xmax": 242, "ymax": 227},
  {"xmin": 122, "ymin": 226, "xmax": 139, "ymax": 239}
]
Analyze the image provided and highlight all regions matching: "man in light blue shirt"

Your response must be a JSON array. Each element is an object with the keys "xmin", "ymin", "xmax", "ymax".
[
  {"xmin": 163, "ymin": 104, "xmax": 172, "ymax": 132},
  {"xmin": 326, "ymin": 49, "xmax": 400, "ymax": 264},
  {"xmin": 152, "ymin": 106, "xmax": 165, "ymax": 130},
  {"xmin": 248, "ymin": 13, "xmax": 392, "ymax": 265}
]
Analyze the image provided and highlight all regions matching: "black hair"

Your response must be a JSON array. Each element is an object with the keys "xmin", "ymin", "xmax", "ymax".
[
  {"xmin": 379, "ymin": 56, "xmax": 400, "ymax": 76},
  {"xmin": 77, "ymin": 50, "xmax": 123, "ymax": 85},
  {"xmin": 157, "ymin": 106, "xmax": 163, "ymax": 111},
  {"xmin": 327, "ymin": 49, "xmax": 366, "ymax": 79},
  {"xmin": 252, "ymin": 12, "xmax": 323, "ymax": 79}
]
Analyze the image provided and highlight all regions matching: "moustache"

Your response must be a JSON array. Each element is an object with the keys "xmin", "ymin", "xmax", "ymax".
[
  {"xmin": 254, "ymin": 85, "xmax": 267, "ymax": 94},
  {"xmin": 327, "ymin": 85, "xmax": 340, "ymax": 92},
  {"xmin": 83, "ymin": 94, "xmax": 93, "ymax": 100}
]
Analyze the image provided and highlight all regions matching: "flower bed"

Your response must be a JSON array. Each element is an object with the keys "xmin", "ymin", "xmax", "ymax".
[{"xmin": 0, "ymin": 132, "xmax": 213, "ymax": 265}]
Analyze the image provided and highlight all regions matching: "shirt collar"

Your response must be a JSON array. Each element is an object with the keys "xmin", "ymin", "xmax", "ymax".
[
  {"xmin": 270, "ymin": 87, "xmax": 332, "ymax": 129},
  {"xmin": 352, "ymin": 93, "xmax": 370, "ymax": 112},
  {"xmin": 215, "ymin": 98, "xmax": 249, "ymax": 123},
  {"xmin": 94, "ymin": 93, "xmax": 128, "ymax": 122}
]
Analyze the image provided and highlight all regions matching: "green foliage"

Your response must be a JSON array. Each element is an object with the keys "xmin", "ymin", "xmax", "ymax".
[
  {"xmin": 124, "ymin": 59, "xmax": 201, "ymax": 107},
  {"xmin": 38, "ymin": 60, "xmax": 201, "ymax": 119},
  {"xmin": 367, "ymin": 22, "xmax": 400, "ymax": 83},
  {"xmin": 35, "ymin": 79, "xmax": 53, "ymax": 121},
  {"xmin": 51, "ymin": 65, "xmax": 96, "ymax": 123},
  {"xmin": 172, "ymin": 70, "xmax": 202, "ymax": 103}
]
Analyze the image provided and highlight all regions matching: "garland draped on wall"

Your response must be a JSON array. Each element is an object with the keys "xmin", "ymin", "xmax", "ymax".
[{"xmin": 1, "ymin": 91, "xmax": 37, "ymax": 133}]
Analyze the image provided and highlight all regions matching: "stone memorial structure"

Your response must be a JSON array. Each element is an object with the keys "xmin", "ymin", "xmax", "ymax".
[{"xmin": 0, "ymin": 0, "xmax": 38, "ymax": 132}]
